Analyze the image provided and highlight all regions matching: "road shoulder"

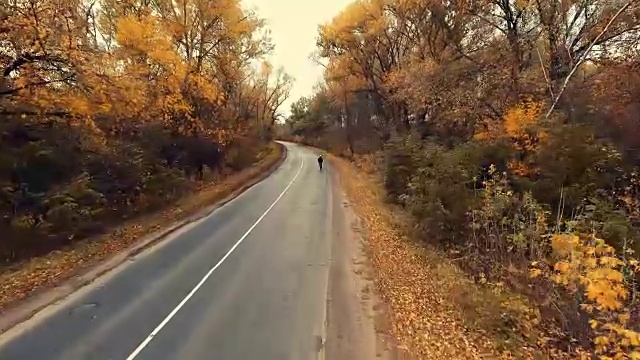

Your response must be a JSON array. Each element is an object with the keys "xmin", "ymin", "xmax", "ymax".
[{"xmin": 326, "ymin": 168, "xmax": 395, "ymax": 360}]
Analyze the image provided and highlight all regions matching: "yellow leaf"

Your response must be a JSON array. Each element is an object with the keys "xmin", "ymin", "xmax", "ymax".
[
  {"xmin": 554, "ymin": 261, "xmax": 570, "ymax": 273},
  {"xmin": 529, "ymin": 268, "xmax": 542, "ymax": 278}
]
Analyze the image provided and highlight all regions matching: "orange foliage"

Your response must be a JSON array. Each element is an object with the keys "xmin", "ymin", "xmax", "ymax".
[
  {"xmin": 532, "ymin": 234, "xmax": 640, "ymax": 358},
  {"xmin": 474, "ymin": 98, "xmax": 547, "ymax": 177},
  {"xmin": 475, "ymin": 98, "xmax": 545, "ymax": 144},
  {"xmin": 503, "ymin": 98, "xmax": 544, "ymax": 139}
]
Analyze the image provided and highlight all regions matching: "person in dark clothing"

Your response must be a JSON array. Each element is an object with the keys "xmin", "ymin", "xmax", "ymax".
[{"xmin": 317, "ymin": 155, "xmax": 324, "ymax": 170}]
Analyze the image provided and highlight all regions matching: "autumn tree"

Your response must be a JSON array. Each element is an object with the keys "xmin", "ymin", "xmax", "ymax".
[{"xmin": 0, "ymin": 0, "xmax": 290, "ymax": 262}]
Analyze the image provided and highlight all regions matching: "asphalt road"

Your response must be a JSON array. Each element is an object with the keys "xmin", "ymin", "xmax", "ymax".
[{"xmin": 0, "ymin": 142, "xmax": 334, "ymax": 360}]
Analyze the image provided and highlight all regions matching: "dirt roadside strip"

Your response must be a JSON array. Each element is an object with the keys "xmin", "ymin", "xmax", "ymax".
[
  {"xmin": 0, "ymin": 142, "xmax": 286, "ymax": 334},
  {"xmin": 325, "ymin": 165, "xmax": 396, "ymax": 360}
]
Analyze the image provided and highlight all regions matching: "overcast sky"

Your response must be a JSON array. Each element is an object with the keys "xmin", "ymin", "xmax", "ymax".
[{"xmin": 242, "ymin": 0, "xmax": 350, "ymax": 116}]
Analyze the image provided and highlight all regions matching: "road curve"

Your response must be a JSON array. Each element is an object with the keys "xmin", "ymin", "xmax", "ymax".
[{"xmin": 0, "ymin": 142, "xmax": 333, "ymax": 360}]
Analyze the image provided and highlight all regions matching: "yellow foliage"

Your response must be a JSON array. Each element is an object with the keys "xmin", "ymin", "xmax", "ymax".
[
  {"xmin": 475, "ymin": 99, "xmax": 548, "ymax": 177},
  {"xmin": 1, "ymin": 0, "xmax": 288, "ymax": 142},
  {"xmin": 503, "ymin": 98, "xmax": 544, "ymax": 138},
  {"xmin": 543, "ymin": 233, "xmax": 640, "ymax": 357}
]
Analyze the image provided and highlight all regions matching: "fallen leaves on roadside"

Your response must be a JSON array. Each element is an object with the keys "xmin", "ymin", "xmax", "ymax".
[
  {"xmin": 331, "ymin": 154, "xmax": 528, "ymax": 359},
  {"xmin": 0, "ymin": 144, "xmax": 282, "ymax": 311}
]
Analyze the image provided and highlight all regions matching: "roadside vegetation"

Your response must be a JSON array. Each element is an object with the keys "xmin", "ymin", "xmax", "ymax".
[
  {"xmin": 0, "ymin": 143, "xmax": 282, "ymax": 310},
  {"xmin": 282, "ymin": 0, "xmax": 640, "ymax": 358}
]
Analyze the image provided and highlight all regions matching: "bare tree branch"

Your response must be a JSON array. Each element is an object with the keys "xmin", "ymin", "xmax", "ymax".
[{"xmin": 545, "ymin": 1, "xmax": 633, "ymax": 118}]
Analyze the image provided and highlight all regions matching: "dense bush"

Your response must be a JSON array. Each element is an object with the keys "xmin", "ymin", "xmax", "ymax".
[{"xmin": 0, "ymin": 117, "xmax": 271, "ymax": 263}]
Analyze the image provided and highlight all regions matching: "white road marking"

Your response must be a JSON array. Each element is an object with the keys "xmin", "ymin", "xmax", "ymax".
[{"xmin": 125, "ymin": 156, "xmax": 305, "ymax": 360}]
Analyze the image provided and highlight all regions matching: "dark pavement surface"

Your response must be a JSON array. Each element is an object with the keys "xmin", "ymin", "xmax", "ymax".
[{"xmin": 0, "ymin": 142, "xmax": 334, "ymax": 360}]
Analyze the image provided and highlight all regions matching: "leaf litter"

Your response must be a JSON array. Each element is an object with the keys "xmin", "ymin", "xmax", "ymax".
[{"xmin": 330, "ymin": 154, "xmax": 548, "ymax": 359}]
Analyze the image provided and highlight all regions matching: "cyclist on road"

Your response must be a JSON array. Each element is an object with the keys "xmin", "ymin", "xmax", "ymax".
[{"xmin": 317, "ymin": 155, "xmax": 324, "ymax": 171}]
